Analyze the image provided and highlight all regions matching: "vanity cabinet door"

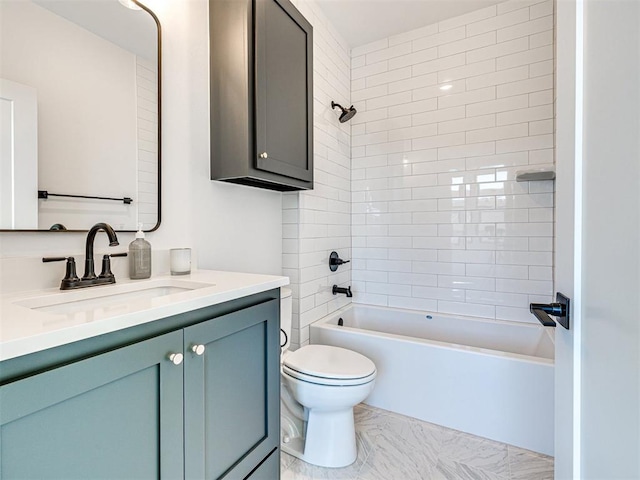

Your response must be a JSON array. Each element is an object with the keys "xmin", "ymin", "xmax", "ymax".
[
  {"xmin": 255, "ymin": 0, "xmax": 313, "ymax": 184},
  {"xmin": 183, "ymin": 299, "xmax": 280, "ymax": 480},
  {"xmin": 0, "ymin": 331, "xmax": 184, "ymax": 480},
  {"xmin": 246, "ymin": 448, "xmax": 280, "ymax": 479}
]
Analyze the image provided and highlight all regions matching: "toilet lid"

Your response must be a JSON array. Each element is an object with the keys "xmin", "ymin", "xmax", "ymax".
[{"xmin": 283, "ymin": 345, "xmax": 376, "ymax": 381}]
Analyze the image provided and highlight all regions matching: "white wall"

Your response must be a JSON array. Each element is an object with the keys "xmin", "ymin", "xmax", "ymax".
[
  {"xmin": 282, "ymin": 0, "xmax": 352, "ymax": 350},
  {"xmin": 349, "ymin": 0, "xmax": 555, "ymax": 321},
  {"xmin": 0, "ymin": 0, "xmax": 283, "ymax": 289}
]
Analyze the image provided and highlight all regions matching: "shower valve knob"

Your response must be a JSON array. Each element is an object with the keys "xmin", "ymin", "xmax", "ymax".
[
  {"xmin": 329, "ymin": 251, "xmax": 350, "ymax": 272},
  {"xmin": 259, "ymin": 152, "xmax": 268, "ymax": 159}
]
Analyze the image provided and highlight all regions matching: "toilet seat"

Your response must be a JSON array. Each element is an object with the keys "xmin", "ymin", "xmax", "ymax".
[
  {"xmin": 283, "ymin": 365, "xmax": 376, "ymax": 386},
  {"xmin": 282, "ymin": 345, "xmax": 376, "ymax": 386}
]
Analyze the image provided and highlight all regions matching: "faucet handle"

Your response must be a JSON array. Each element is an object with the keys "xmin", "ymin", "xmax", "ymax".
[
  {"xmin": 63, "ymin": 257, "xmax": 80, "ymax": 285},
  {"xmin": 99, "ymin": 253, "xmax": 128, "ymax": 280},
  {"xmin": 42, "ymin": 256, "xmax": 70, "ymax": 263},
  {"xmin": 43, "ymin": 256, "xmax": 81, "ymax": 289}
]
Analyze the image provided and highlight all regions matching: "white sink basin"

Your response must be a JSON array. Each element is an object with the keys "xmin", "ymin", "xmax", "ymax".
[
  {"xmin": 14, "ymin": 279, "xmax": 214, "ymax": 323},
  {"xmin": 31, "ymin": 286, "xmax": 191, "ymax": 314}
]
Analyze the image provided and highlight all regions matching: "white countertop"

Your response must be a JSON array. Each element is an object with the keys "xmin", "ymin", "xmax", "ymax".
[{"xmin": 0, "ymin": 270, "xmax": 288, "ymax": 362}]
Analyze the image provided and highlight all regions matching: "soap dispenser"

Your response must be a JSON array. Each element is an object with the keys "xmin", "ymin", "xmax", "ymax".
[{"xmin": 129, "ymin": 224, "xmax": 151, "ymax": 279}]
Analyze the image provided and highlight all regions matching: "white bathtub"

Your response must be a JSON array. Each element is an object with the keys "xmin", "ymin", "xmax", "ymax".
[{"xmin": 309, "ymin": 304, "xmax": 554, "ymax": 456}]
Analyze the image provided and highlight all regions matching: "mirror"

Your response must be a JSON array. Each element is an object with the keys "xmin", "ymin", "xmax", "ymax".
[{"xmin": 0, "ymin": 0, "xmax": 160, "ymax": 232}]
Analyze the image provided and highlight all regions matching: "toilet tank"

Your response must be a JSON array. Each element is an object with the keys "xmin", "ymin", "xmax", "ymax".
[{"xmin": 280, "ymin": 288, "xmax": 292, "ymax": 352}]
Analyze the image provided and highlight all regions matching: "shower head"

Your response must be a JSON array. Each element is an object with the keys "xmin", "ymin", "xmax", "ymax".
[{"xmin": 331, "ymin": 101, "xmax": 357, "ymax": 123}]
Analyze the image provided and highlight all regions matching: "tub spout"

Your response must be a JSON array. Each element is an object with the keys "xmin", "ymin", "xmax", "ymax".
[{"xmin": 332, "ymin": 285, "xmax": 352, "ymax": 297}]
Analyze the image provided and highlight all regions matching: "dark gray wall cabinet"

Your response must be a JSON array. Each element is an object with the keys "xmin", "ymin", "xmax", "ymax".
[
  {"xmin": 210, "ymin": 0, "xmax": 313, "ymax": 191},
  {"xmin": 0, "ymin": 294, "xmax": 280, "ymax": 480}
]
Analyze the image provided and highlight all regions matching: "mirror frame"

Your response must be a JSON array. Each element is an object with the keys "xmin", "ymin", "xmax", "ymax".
[{"xmin": 0, "ymin": 0, "xmax": 162, "ymax": 234}]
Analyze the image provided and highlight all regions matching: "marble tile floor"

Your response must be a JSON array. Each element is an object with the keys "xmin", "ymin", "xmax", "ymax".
[{"xmin": 281, "ymin": 404, "xmax": 554, "ymax": 480}]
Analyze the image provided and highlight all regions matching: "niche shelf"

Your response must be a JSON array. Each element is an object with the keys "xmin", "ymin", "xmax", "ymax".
[{"xmin": 515, "ymin": 168, "xmax": 556, "ymax": 182}]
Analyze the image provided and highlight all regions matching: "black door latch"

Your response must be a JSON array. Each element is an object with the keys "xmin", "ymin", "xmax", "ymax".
[{"xmin": 530, "ymin": 292, "xmax": 570, "ymax": 330}]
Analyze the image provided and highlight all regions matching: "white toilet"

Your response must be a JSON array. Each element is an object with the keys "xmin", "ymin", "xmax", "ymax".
[{"xmin": 279, "ymin": 288, "xmax": 376, "ymax": 468}]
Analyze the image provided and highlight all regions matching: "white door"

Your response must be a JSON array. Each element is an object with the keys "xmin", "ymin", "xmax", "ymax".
[
  {"xmin": 0, "ymin": 78, "xmax": 38, "ymax": 229},
  {"xmin": 555, "ymin": 1, "xmax": 640, "ymax": 478}
]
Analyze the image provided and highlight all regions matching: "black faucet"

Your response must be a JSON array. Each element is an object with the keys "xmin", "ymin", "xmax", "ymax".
[
  {"xmin": 43, "ymin": 222, "xmax": 126, "ymax": 290},
  {"xmin": 332, "ymin": 285, "xmax": 353, "ymax": 297},
  {"xmin": 83, "ymin": 222, "xmax": 119, "ymax": 280}
]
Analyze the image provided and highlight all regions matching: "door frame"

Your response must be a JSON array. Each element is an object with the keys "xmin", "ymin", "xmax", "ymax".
[
  {"xmin": 555, "ymin": 1, "xmax": 583, "ymax": 477},
  {"xmin": 0, "ymin": 78, "xmax": 38, "ymax": 229}
]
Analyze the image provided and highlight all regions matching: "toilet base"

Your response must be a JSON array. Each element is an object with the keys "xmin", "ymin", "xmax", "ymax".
[
  {"xmin": 280, "ymin": 349, "xmax": 376, "ymax": 469},
  {"xmin": 281, "ymin": 407, "xmax": 358, "ymax": 468}
]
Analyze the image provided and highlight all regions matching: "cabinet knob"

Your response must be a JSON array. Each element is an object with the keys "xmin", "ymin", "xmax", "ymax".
[
  {"xmin": 168, "ymin": 352, "xmax": 184, "ymax": 365},
  {"xmin": 259, "ymin": 152, "xmax": 268, "ymax": 159},
  {"xmin": 191, "ymin": 344, "xmax": 206, "ymax": 356}
]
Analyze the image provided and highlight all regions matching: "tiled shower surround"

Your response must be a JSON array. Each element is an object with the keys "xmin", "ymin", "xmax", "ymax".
[
  {"xmin": 349, "ymin": 0, "xmax": 555, "ymax": 322},
  {"xmin": 282, "ymin": 0, "xmax": 556, "ymax": 349},
  {"xmin": 283, "ymin": 0, "xmax": 352, "ymax": 350}
]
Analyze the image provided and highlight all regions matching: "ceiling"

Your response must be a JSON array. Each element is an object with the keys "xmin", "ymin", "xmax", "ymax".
[
  {"xmin": 314, "ymin": 0, "xmax": 509, "ymax": 48},
  {"xmin": 34, "ymin": 0, "xmax": 157, "ymax": 60}
]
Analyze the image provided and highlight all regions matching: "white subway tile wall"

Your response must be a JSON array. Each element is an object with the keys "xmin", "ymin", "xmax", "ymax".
[
  {"xmin": 283, "ymin": 0, "xmax": 352, "ymax": 350},
  {"xmin": 349, "ymin": 0, "xmax": 554, "ymax": 322}
]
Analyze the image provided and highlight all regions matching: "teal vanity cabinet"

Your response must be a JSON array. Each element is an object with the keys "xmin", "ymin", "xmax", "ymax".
[
  {"xmin": 0, "ymin": 291, "xmax": 280, "ymax": 480},
  {"xmin": 0, "ymin": 331, "xmax": 185, "ymax": 479}
]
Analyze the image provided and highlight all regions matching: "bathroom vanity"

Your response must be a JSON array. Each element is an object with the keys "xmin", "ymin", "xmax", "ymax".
[{"xmin": 0, "ymin": 271, "xmax": 287, "ymax": 479}]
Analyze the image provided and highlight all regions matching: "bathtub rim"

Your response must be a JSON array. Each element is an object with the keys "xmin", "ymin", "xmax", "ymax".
[{"xmin": 311, "ymin": 303, "xmax": 555, "ymax": 366}]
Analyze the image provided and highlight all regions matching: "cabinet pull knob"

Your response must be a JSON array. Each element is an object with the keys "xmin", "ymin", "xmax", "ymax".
[
  {"xmin": 168, "ymin": 353, "xmax": 184, "ymax": 365},
  {"xmin": 259, "ymin": 152, "xmax": 268, "ymax": 159},
  {"xmin": 191, "ymin": 344, "xmax": 206, "ymax": 356}
]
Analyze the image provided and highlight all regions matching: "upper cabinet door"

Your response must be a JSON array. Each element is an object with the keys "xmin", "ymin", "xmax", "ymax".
[{"xmin": 255, "ymin": 0, "xmax": 313, "ymax": 183}]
